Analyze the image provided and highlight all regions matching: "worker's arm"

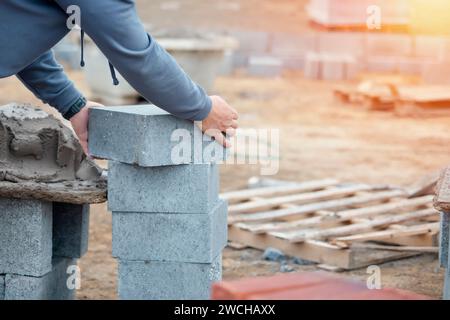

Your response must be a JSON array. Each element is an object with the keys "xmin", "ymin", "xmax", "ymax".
[
  {"xmin": 16, "ymin": 50, "xmax": 87, "ymax": 120},
  {"xmin": 55, "ymin": 0, "xmax": 213, "ymax": 121}
]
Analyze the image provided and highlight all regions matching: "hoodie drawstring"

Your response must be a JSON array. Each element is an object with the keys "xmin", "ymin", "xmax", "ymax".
[
  {"xmin": 79, "ymin": 29, "xmax": 119, "ymax": 86},
  {"xmin": 80, "ymin": 29, "xmax": 85, "ymax": 67},
  {"xmin": 109, "ymin": 62, "xmax": 120, "ymax": 86}
]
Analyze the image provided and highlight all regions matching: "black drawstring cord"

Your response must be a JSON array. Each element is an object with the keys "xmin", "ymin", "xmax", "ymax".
[
  {"xmin": 80, "ymin": 29, "xmax": 85, "ymax": 67},
  {"xmin": 109, "ymin": 62, "xmax": 120, "ymax": 86}
]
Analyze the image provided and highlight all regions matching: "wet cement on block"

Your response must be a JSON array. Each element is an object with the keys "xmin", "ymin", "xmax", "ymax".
[
  {"xmin": 108, "ymin": 161, "xmax": 219, "ymax": 214},
  {"xmin": 112, "ymin": 200, "xmax": 227, "ymax": 263},
  {"xmin": 0, "ymin": 104, "xmax": 106, "ymax": 204},
  {"xmin": 118, "ymin": 255, "xmax": 222, "ymax": 300},
  {"xmin": 53, "ymin": 203, "xmax": 90, "ymax": 259},
  {"xmin": 4, "ymin": 258, "xmax": 77, "ymax": 300},
  {"xmin": 0, "ymin": 198, "xmax": 53, "ymax": 277},
  {"xmin": 88, "ymin": 105, "xmax": 227, "ymax": 167}
]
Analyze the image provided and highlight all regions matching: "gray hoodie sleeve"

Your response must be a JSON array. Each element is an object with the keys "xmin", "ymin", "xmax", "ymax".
[
  {"xmin": 55, "ymin": 0, "xmax": 212, "ymax": 121},
  {"xmin": 16, "ymin": 50, "xmax": 86, "ymax": 118}
]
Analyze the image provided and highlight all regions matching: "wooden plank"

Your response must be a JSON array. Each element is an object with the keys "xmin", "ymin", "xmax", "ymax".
[
  {"xmin": 242, "ymin": 195, "xmax": 431, "ymax": 234},
  {"xmin": 350, "ymin": 243, "xmax": 439, "ymax": 254},
  {"xmin": 228, "ymin": 184, "xmax": 374, "ymax": 214},
  {"xmin": 228, "ymin": 225, "xmax": 417, "ymax": 270},
  {"xmin": 332, "ymin": 222, "xmax": 439, "ymax": 247},
  {"xmin": 221, "ymin": 179, "xmax": 339, "ymax": 204},
  {"xmin": 275, "ymin": 208, "xmax": 438, "ymax": 243},
  {"xmin": 228, "ymin": 190, "xmax": 406, "ymax": 224}
]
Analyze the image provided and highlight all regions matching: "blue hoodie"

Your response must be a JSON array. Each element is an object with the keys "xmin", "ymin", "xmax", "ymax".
[{"xmin": 0, "ymin": 0, "xmax": 212, "ymax": 120}]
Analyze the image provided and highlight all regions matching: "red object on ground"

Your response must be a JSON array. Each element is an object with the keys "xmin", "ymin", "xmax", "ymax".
[{"xmin": 211, "ymin": 272, "xmax": 433, "ymax": 300}]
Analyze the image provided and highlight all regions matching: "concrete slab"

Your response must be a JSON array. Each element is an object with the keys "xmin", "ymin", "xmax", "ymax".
[
  {"xmin": 108, "ymin": 162, "xmax": 219, "ymax": 214},
  {"xmin": 112, "ymin": 200, "xmax": 227, "ymax": 263},
  {"xmin": 53, "ymin": 203, "xmax": 90, "ymax": 259},
  {"xmin": 89, "ymin": 105, "xmax": 227, "ymax": 167},
  {"xmin": 118, "ymin": 255, "xmax": 222, "ymax": 300},
  {"xmin": 0, "ymin": 198, "xmax": 52, "ymax": 277}
]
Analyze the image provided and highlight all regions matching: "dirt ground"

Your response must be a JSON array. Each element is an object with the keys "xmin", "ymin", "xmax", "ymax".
[
  {"xmin": 1, "ymin": 71, "xmax": 448, "ymax": 299},
  {"xmin": 1, "ymin": 0, "xmax": 449, "ymax": 300}
]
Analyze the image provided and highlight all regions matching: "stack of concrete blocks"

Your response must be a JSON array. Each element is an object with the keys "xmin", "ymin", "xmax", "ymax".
[
  {"xmin": 307, "ymin": 0, "xmax": 410, "ymax": 28},
  {"xmin": 304, "ymin": 52, "xmax": 359, "ymax": 81},
  {"xmin": 88, "ymin": 105, "xmax": 228, "ymax": 300},
  {"xmin": 440, "ymin": 213, "xmax": 450, "ymax": 300},
  {"xmin": 0, "ymin": 199, "xmax": 89, "ymax": 300}
]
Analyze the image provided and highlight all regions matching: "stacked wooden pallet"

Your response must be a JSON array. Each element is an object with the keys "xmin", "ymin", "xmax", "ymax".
[
  {"xmin": 334, "ymin": 83, "xmax": 450, "ymax": 116},
  {"xmin": 223, "ymin": 179, "xmax": 439, "ymax": 270}
]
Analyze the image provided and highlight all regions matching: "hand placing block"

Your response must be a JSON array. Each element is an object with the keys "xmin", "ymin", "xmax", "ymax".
[
  {"xmin": 108, "ymin": 161, "xmax": 219, "ymax": 214},
  {"xmin": 118, "ymin": 255, "xmax": 222, "ymax": 300},
  {"xmin": 0, "ymin": 198, "xmax": 52, "ymax": 277},
  {"xmin": 112, "ymin": 200, "xmax": 228, "ymax": 263},
  {"xmin": 89, "ymin": 105, "xmax": 227, "ymax": 167}
]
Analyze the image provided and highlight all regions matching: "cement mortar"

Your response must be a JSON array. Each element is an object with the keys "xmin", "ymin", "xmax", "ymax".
[{"xmin": 0, "ymin": 104, "xmax": 105, "ymax": 203}]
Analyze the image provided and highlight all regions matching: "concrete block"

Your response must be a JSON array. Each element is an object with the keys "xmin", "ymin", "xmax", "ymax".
[
  {"xmin": 112, "ymin": 200, "xmax": 227, "ymax": 263},
  {"xmin": 0, "ymin": 275, "xmax": 4, "ymax": 300},
  {"xmin": 318, "ymin": 32, "xmax": 365, "ymax": 56},
  {"xmin": 367, "ymin": 56, "xmax": 399, "ymax": 73},
  {"xmin": 118, "ymin": 255, "xmax": 222, "ymax": 300},
  {"xmin": 229, "ymin": 30, "xmax": 270, "ymax": 54},
  {"xmin": 270, "ymin": 33, "xmax": 316, "ymax": 57},
  {"xmin": 366, "ymin": 34, "xmax": 413, "ymax": 57},
  {"xmin": 53, "ymin": 203, "xmax": 90, "ymax": 259},
  {"xmin": 304, "ymin": 52, "xmax": 321, "ymax": 79},
  {"xmin": 397, "ymin": 58, "xmax": 425, "ymax": 75},
  {"xmin": 321, "ymin": 55, "xmax": 346, "ymax": 81},
  {"xmin": 0, "ymin": 198, "xmax": 52, "ymax": 277},
  {"xmin": 414, "ymin": 36, "xmax": 448, "ymax": 59},
  {"xmin": 441, "ymin": 213, "xmax": 450, "ymax": 268},
  {"xmin": 4, "ymin": 258, "xmax": 77, "ymax": 300},
  {"xmin": 108, "ymin": 161, "xmax": 219, "ymax": 214},
  {"xmin": 422, "ymin": 61, "xmax": 450, "ymax": 85},
  {"xmin": 89, "ymin": 105, "xmax": 227, "ymax": 167},
  {"xmin": 248, "ymin": 56, "xmax": 283, "ymax": 77},
  {"xmin": 280, "ymin": 56, "xmax": 306, "ymax": 71},
  {"xmin": 231, "ymin": 52, "xmax": 249, "ymax": 69}
]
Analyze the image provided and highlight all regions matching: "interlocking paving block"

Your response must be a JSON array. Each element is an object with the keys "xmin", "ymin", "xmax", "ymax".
[
  {"xmin": 0, "ymin": 198, "xmax": 52, "ymax": 277},
  {"xmin": 53, "ymin": 203, "xmax": 90, "ymax": 259},
  {"xmin": 4, "ymin": 258, "xmax": 78, "ymax": 300},
  {"xmin": 118, "ymin": 255, "xmax": 222, "ymax": 300},
  {"xmin": 440, "ymin": 213, "xmax": 450, "ymax": 268},
  {"xmin": 112, "ymin": 200, "xmax": 227, "ymax": 263},
  {"xmin": 89, "ymin": 105, "xmax": 227, "ymax": 167},
  {"xmin": 108, "ymin": 161, "xmax": 219, "ymax": 214}
]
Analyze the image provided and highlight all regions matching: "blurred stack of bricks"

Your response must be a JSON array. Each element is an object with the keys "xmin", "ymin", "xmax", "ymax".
[
  {"xmin": 0, "ymin": 199, "xmax": 88, "ymax": 300},
  {"xmin": 221, "ymin": 0, "xmax": 450, "ymax": 83},
  {"xmin": 88, "ymin": 105, "xmax": 228, "ymax": 300}
]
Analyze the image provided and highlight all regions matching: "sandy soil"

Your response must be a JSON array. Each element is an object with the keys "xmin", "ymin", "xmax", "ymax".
[
  {"xmin": 1, "ymin": 71, "xmax": 448, "ymax": 299},
  {"xmin": 0, "ymin": 0, "xmax": 449, "ymax": 300}
]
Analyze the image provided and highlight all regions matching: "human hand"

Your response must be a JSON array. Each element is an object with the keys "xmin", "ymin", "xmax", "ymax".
[
  {"xmin": 70, "ymin": 100, "xmax": 103, "ymax": 155},
  {"xmin": 201, "ymin": 96, "xmax": 239, "ymax": 148}
]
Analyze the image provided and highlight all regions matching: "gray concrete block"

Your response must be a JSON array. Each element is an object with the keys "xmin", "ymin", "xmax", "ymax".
[
  {"xmin": 0, "ymin": 198, "xmax": 53, "ymax": 277},
  {"xmin": 4, "ymin": 258, "xmax": 77, "ymax": 300},
  {"xmin": 440, "ymin": 212, "xmax": 450, "ymax": 268},
  {"xmin": 53, "ymin": 203, "xmax": 90, "ymax": 259},
  {"xmin": 248, "ymin": 56, "xmax": 283, "ymax": 77},
  {"xmin": 270, "ymin": 33, "xmax": 315, "ymax": 57},
  {"xmin": 108, "ymin": 162, "xmax": 219, "ymax": 214},
  {"xmin": 112, "ymin": 200, "xmax": 227, "ymax": 263},
  {"xmin": 89, "ymin": 105, "xmax": 227, "ymax": 167},
  {"xmin": 0, "ymin": 275, "xmax": 4, "ymax": 300},
  {"xmin": 118, "ymin": 254, "xmax": 222, "ymax": 300}
]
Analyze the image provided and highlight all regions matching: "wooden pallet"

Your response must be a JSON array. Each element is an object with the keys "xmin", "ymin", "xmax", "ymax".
[{"xmin": 223, "ymin": 179, "xmax": 439, "ymax": 270}]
